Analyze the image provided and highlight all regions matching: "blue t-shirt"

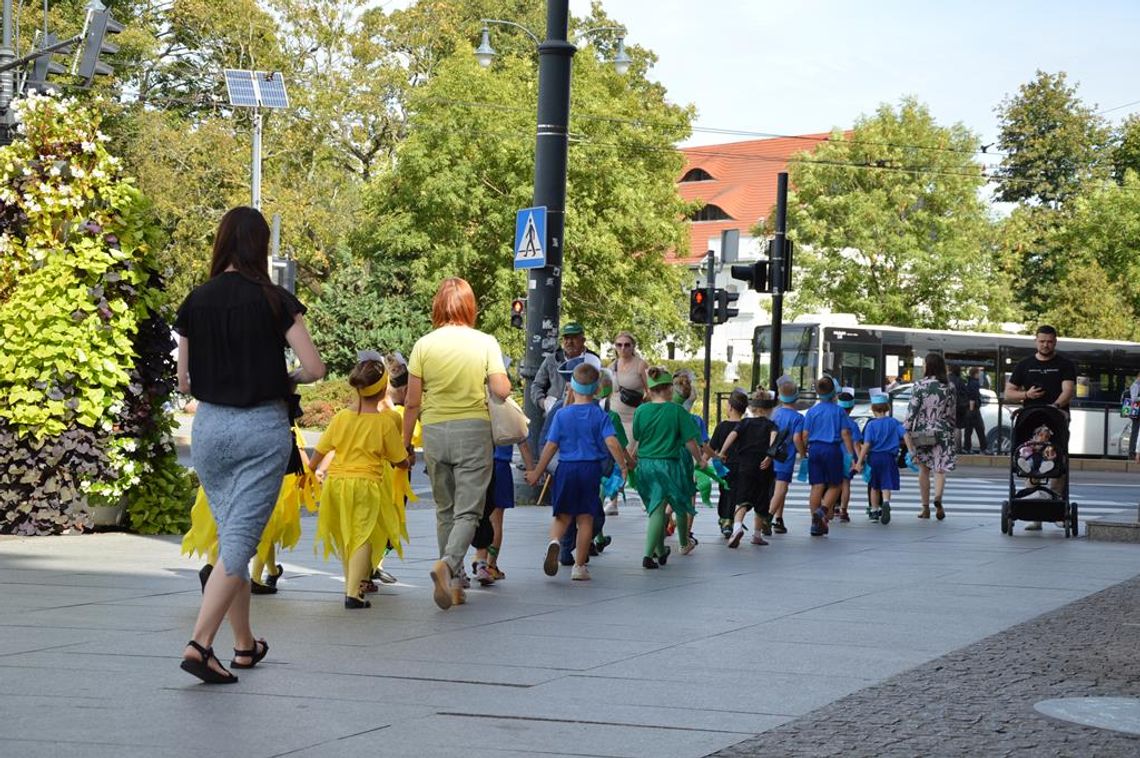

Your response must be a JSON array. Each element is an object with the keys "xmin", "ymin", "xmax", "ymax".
[
  {"xmin": 771, "ymin": 406, "xmax": 804, "ymax": 471},
  {"xmin": 804, "ymin": 401, "xmax": 846, "ymax": 444},
  {"xmin": 494, "ymin": 444, "xmax": 513, "ymax": 462},
  {"xmin": 547, "ymin": 403, "xmax": 617, "ymax": 462},
  {"xmin": 862, "ymin": 416, "xmax": 907, "ymax": 454},
  {"xmin": 842, "ymin": 414, "xmax": 862, "ymax": 446}
]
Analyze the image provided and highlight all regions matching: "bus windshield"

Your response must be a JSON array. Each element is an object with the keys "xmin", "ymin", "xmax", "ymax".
[{"xmin": 754, "ymin": 325, "xmax": 818, "ymax": 390}]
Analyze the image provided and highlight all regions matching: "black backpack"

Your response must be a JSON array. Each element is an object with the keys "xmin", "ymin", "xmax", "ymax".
[{"xmin": 770, "ymin": 424, "xmax": 793, "ymax": 463}]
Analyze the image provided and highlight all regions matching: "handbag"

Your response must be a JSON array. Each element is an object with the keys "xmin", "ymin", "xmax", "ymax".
[
  {"xmin": 618, "ymin": 384, "xmax": 644, "ymax": 408},
  {"xmin": 910, "ymin": 430, "xmax": 938, "ymax": 449},
  {"xmin": 488, "ymin": 390, "xmax": 529, "ymax": 446}
]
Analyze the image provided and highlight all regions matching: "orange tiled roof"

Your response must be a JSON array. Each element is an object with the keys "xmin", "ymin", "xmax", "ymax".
[{"xmin": 676, "ymin": 133, "xmax": 837, "ymax": 261}]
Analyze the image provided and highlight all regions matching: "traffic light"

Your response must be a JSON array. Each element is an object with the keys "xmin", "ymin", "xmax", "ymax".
[
  {"xmin": 75, "ymin": 8, "xmax": 124, "ymax": 85},
  {"xmin": 510, "ymin": 298, "xmax": 525, "ymax": 329},
  {"xmin": 689, "ymin": 288, "xmax": 710, "ymax": 324},
  {"xmin": 715, "ymin": 289, "xmax": 740, "ymax": 324},
  {"xmin": 730, "ymin": 258, "xmax": 769, "ymax": 293},
  {"xmin": 28, "ymin": 35, "xmax": 72, "ymax": 93}
]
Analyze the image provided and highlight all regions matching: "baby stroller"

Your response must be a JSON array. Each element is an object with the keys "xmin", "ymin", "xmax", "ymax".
[{"xmin": 1000, "ymin": 405, "xmax": 1079, "ymax": 537}]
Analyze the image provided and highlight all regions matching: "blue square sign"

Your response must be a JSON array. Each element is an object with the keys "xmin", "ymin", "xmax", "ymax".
[{"xmin": 513, "ymin": 206, "xmax": 547, "ymax": 269}]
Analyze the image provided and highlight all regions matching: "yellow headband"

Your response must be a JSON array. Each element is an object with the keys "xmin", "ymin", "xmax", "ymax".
[{"xmin": 358, "ymin": 374, "xmax": 388, "ymax": 397}]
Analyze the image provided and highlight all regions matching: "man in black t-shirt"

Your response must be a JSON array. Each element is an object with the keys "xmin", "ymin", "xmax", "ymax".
[{"xmin": 1005, "ymin": 325, "xmax": 1076, "ymax": 531}]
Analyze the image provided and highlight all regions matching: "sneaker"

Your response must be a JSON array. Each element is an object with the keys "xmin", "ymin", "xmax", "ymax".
[
  {"xmin": 429, "ymin": 560, "xmax": 453, "ymax": 610},
  {"xmin": 760, "ymin": 515, "xmax": 773, "ymax": 536},
  {"xmin": 681, "ymin": 537, "xmax": 698, "ymax": 555},
  {"xmin": 543, "ymin": 540, "xmax": 561, "ymax": 576},
  {"xmin": 594, "ymin": 535, "xmax": 612, "ymax": 554},
  {"xmin": 727, "ymin": 524, "xmax": 744, "ymax": 548},
  {"xmin": 811, "ymin": 507, "xmax": 828, "ymax": 537},
  {"xmin": 488, "ymin": 564, "xmax": 506, "ymax": 581},
  {"xmin": 459, "ymin": 569, "xmax": 471, "ymax": 589},
  {"xmin": 719, "ymin": 518, "xmax": 732, "ymax": 539},
  {"xmin": 474, "ymin": 561, "xmax": 494, "ymax": 586},
  {"xmin": 559, "ymin": 547, "xmax": 575, "ymax": 566},
  {"xmin": 588, "ymin": 542, "xmax": 599, "ymax": 557},
  {"xmin": 605, "ymin": 501, "xmax": 619, "ymax": 516},
  {"xmin": 838, "ymin": 511, "xmax": 851, "ymax": 523},
  {"xmin": 880, "ymin": 502, "xmax": 891, "ymax": 525},
  {"xmin": 750, "ymin": 534, "xmax": 768, "ymax": 546},
  {"xmin": 772, "ymin": 518, "xmax": 787, "ymax": 535},
  {"xmin": 1025, "ymin": 521, "xmax": 1043, "ymax": 531},
  {"xmin": 642, "ymin": 556, "xmax": 659, "ymax": 569},
  {"xmin": 656, "ymin": 545, "xmax": 671, "ymax": 566},
  {"xmin": 571, "ymin": 565, "xmax": 591, "ymax": 581},
  {"xmin": 870, "ymin": 509, "xmax": 881, "ymax": 521}
]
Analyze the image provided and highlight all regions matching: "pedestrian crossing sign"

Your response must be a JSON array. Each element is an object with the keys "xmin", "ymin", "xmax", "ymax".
[{"xmin": 514, "ymin": 206, "xmax": 547, "ymax": 269}]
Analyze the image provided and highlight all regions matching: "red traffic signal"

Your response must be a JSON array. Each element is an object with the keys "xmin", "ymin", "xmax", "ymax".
[
  {"xmin": 510, "ymin": 298, "xmax": 525, "ymax": 329},
  {"xmin": 689, "ymin": 288, "xmax": 710, "ymax": 324}
]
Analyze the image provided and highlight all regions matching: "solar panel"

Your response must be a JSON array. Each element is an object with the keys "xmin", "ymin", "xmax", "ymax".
[
  {"xmin": 256, "ymin": 72, "xmax": 289, "ymax": 109},
  {"xmin": 224, "ymin": 69, "xmax": 258, "ymax": 107}
]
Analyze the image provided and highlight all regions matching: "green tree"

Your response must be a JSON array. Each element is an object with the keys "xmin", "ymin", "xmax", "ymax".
[
  {"xmin": 779, "ymin": 97, "xmax": 1008, "ymax": 329},
  {"xmin": 1112, "ymin": 115, "xmax": 1140, "ymax": 184},
  {"xmin": 1041, "ymin": 259, "xmax": 1137, "ymax": 341},
  {"xmin": 359, "ymin": 0, "xmax": 693, "ymax": 354},
  {"xmin": 993, "ymin": 71, "xmax": 1111, "ymax": 207}
]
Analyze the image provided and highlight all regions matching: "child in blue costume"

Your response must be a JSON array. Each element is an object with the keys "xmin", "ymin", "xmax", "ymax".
[
  {"xmin": 768, "ymin": 380, "xmax": 806, "ymax": 535},
  {"xmin": 803, "ymin": 376, "xmax": 853, "ymax": 537},
  {"xmin": 527, "ymin": 362, "xmax": 627, "ymax": 581},
  {"xmin": 853, "ymin": 393, "xmax": 911, "ymax": 525},
  {"xmin": 836, "ymin": 389, "xmax": 863, "ymax": 523},
  {"xmin": 470, "ymin": 439, "xmax": 534, "ymax": 585}
]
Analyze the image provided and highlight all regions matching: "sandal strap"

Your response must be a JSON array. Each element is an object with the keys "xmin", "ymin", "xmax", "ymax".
[
  {"xmin": 233, "ymin": 640, "xmax": 265, "ymax": 658},
  {"xmin": 187, "ymin": 640, "xmax": 213, "ymax": 660}
]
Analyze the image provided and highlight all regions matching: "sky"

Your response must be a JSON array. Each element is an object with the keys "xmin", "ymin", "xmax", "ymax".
[{"xmin": 564, "ymin": 0, "xmax": 1140, "ymax": 162}]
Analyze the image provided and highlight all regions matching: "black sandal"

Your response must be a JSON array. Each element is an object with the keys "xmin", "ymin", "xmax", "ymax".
[
  {"xmin": 230, "ymin": 639, "xmax": 269, "ymax": 669},
  {"xmin": 180, "ymin": 640, "xmax": 238, "ymax": 684}
]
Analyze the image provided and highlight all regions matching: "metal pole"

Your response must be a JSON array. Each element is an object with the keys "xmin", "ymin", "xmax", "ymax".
[
  {"xmin": 522, "ymin": 0, "xmax": 575, "ymax": 451},
  {"xmin": 1, "ymin": 0, "xmax": 15, "ymax": 117},
  {"xmin": 769, "ymin": 172, "xmax": 788, "ymax": 391},
  {"xmin": 703, "ymin": 249, "xmax": 714, "ymax": 423},
  {"xmin": 251, "ymin": 109, "xmax": 262, "ymax": 210}
]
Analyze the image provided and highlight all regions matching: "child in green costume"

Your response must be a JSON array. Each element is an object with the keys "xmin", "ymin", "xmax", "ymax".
[{"xmin": 629, "ymin": 367, "xmax": 706, "ymax": 568}]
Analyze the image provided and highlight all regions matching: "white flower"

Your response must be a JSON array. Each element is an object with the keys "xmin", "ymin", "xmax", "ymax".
[{"xmin": 81, "ymin": 141, "xmax": 97, "ymax": 153}]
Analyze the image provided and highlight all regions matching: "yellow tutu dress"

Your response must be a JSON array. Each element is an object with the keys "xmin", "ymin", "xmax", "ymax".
[
  {"xmin": 181, "ymin": 427, "xmax": 321, "ymax": 567},
  {"xmin": 314, "ymin": 409, "xmax": 408, "ymax": 564}
]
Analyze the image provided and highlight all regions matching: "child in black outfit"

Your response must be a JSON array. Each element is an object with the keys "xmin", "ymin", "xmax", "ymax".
[
  {"xmin": 715, "ymin": 389, "xmax": 779, "ymax": 548},
  {"xmin": 706, "ymin": 389, "xmax": 748, "ymax": 539}
]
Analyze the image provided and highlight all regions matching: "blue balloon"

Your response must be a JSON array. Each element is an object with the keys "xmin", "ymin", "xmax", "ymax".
[{"xmin": 711, "ymin": 457, "xmax": 729, "ymax": 479}]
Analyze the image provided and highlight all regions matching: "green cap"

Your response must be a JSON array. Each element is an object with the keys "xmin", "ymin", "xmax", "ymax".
[
  {"xmin": 647, "ymin": 371, "xmax": 674, "ymax": 388},
  {"xmin": 560, "ymin": 322, "xmax": 585, "ymax": 336}
]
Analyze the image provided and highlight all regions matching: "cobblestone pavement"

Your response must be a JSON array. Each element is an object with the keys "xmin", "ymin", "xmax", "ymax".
[{"xmin": 714, "ymin": 576, "xmax": 1140, "ymax": 757}]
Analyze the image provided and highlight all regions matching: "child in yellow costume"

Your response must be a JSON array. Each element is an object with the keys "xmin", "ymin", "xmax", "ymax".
[
  {"xmin": 181, "ymin": 427, "xmax": 320, "ymax": 593},
  {"xmin": 310, "ymin": 354, "xmax": 409, "ymax": 609}
]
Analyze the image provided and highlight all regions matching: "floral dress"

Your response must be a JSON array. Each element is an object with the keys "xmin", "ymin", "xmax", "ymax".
[{"xmin": 905, "ymin": 377, "xmax": 957, "ymax": 472}]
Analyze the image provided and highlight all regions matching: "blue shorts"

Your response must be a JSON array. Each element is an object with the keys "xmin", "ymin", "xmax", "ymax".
[
  {"xmin": 867, "ymin": 451, "xmax": 900, "ymax": 492},
  {"xmin": 774, "ymin": 465, "xmax": 794, "ymax": 483},
  {"xmin": 551, "ymin": 459, "xmax": 603, "ymax": 517},
  {"xmin": 487, "ymin": 458, "xmax": 515, "ymax": 509},
  {"xmin": 808, "ymin": 442, "xmax": 844, "ymax": 486}
]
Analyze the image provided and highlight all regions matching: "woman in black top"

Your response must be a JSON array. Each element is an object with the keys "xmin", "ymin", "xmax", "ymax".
[{"xmin": 174, "ymin": 207, "xmax": 325, "ymax": 684}]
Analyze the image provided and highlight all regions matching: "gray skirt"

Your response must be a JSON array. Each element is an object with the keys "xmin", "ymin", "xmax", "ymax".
[{"xmin": 191, "ymin": 400, "xmax": 292, "ymax": 580}]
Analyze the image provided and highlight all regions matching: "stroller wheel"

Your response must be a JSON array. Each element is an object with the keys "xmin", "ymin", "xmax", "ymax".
[
  {"xmin": 1069, "ymin": 502, "xmax": 1079, "ymax": 538},
  {"xmin": 1000, "ymin": 500, "xmax": 1011, "ymax": 535}
]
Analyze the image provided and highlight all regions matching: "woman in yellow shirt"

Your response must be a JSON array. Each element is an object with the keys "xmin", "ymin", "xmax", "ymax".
[
  {"xmin": 310, "ymin": 357, "xmax": 408, "ymax": 609},
  {"xmin": 404, "ymin": 278, "xmax": 510, "ymax": 610}
]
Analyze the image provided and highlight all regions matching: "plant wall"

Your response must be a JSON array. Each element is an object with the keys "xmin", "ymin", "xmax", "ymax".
[{"xmin": 0, "ymin": 94, "xmax": 191, "ymax": 535}]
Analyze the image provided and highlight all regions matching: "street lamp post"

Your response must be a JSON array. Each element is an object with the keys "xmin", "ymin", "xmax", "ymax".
[{"xmin": 476, "ymin": 4, "xmax": 629, "ymax": 452}]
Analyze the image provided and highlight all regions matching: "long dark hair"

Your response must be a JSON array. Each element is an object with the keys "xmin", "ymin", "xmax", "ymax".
[
  {"xmin": 209, "ymin": 207, "xmax": 281, "ymax": 317},
  {"xmin": 923, "ymin": 353, "xmax": 947, "ymax": 382}
]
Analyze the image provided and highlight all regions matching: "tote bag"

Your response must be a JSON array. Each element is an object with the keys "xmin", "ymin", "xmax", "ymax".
[{"xmin": 488, "ymin": 391, "xmax": 529, "ymax": 446}]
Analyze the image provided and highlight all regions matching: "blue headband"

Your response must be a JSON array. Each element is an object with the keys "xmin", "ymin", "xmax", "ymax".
[
  {"xmin": 571, "ymin": 379, "xmax": 598, "ymax": 395},
  {"xmin": 839, "ymin": 399, "xmax": 855, "ymax": 409},
  {"xmin": 779, "ymin": 393, "xmax": 798, "ymax": 403},
  {"xmin": 818, "ymin": 390, "xmax": 836, "ymax": 401}
]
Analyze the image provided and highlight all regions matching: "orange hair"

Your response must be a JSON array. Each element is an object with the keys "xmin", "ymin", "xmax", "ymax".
[{"xmin": 431, "ymin": 277, "xmax": 477, "ymax": 328}]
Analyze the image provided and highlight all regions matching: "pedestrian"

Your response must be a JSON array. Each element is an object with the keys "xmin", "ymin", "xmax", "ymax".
[
  {"xmin": 404, "ymin": 277, "xmax": 511, "ymax": 610},
  {"xmin": 526, "ymin": 362, "xmax": 628, "ymax": 581},
  {"xmin": 949, "ymin": 366, "xmax": 970, "ymax": 453},
  {"xmin": 837, "ymin": 388, "xmax": 862, "ymax": 523},
  {"xmin": 175, "ymin": 206, "xmax": 326, "ymax": 684},
  {"xmin": 1004, "ymin": 326, "xmax": 1076, "ymax": 530},
  {"xmin": 714, "ymin": 389, "xmax": 779, "ymax": 548},
  {"xmin": 706, "ymin": 389, "xmax": 748, "ymax": 539},
  {"xmin": 629, "ymin": 367, "xmax": 706, "ymax": 567},
  {"xmin": 1122, "ymin": 370, "xmax": 1139, "ymax": 463},
  {"xmin": 531, "ymin": 322, "xmax": 597, "ymax": 449},
  {"xmin": 471, "ymin": 434, "xmax": 535, "ymax": 585},
  {"xmin": 767, "ymin": 380, "xmax": 806, "ymax": 535},
  {"xmin": 905, "ymin": 353, "xmax": 957, "ymax": 520},
  {"xmin": 853, "ymin": 393, "xmax": 910, "ymax": 525},
  {"xmin": 670, "ymin": 370, "xmax": 706, "ymax": 540},
  {"xmin": 309, "ymin": 357, "xmax": 408, "ymax": 609},
  {"xmin": 803, "ymin": 376, "xmax": 853, "ymax": 536},
  {"xmin": 607, "ymin": 330, "xmax": 650, "ymax": 470},
  {"xmin": 964, "ymin": 367, "xmax": 988, "ymax": 453}
]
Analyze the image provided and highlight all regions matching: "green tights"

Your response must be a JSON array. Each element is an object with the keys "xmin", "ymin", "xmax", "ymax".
[{"xmin": 644, "ymin": 506, "xmax": 691, "ymax": 558}]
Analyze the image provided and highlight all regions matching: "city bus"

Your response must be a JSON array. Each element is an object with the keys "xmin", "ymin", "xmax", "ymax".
[{"xmin": 752, "ymin": 315, "xmax": 1140, "ymax": 457}]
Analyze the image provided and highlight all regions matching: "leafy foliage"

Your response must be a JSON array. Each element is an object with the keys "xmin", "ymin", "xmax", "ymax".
[
  {"xmin": 779, "ymin": 98, "xmax": 1010, "ymax": 329},
  {"xmin": 0, "ymin": 95, "xmax": 187, "ymax": 535}
]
